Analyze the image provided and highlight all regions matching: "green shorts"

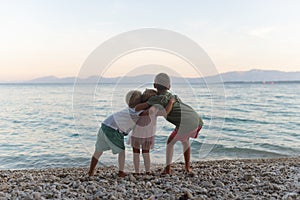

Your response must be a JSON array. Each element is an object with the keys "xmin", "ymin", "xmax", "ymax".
[{"xmin": 95, "ymin": 124, "xmax": 125, "ymax": 154}]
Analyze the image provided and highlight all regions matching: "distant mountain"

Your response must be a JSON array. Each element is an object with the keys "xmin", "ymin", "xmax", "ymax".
[
  {"xmin": 21, "ymin": 69, "xmax": 300, "ymax": 84},
  {"xmin": 212, "ymin": 69, "xmax": 300, "ymax": 82},
  {"xmin": 27, "ymin": 76, "xmax": 76, "ymax": 83}
]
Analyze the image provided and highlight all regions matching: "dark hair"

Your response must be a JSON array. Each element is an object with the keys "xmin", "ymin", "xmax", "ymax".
[
  {"xmin": 154, "ymin": 83, "xmax": 168, "ymax": 91},
  {"xmin": 142, "ymin": 89, "xmax": 157, "ymax": 102}
]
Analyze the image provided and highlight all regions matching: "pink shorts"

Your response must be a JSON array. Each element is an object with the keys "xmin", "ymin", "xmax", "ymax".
[{"xmin": 169, "ymin": 125, "xmax": 202, "ymax": 142}]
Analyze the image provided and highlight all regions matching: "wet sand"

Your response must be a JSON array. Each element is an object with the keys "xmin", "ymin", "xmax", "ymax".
[{"xmin": 0, "ymin": 157, "xmax": 299, "ymax": 199}]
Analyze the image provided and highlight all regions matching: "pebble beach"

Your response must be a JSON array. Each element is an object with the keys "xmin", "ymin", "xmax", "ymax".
[{"xmin": 0, "ymin": 157, "xmax": 299, "ymax": 200}]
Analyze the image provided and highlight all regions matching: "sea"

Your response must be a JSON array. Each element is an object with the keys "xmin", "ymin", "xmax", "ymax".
[{"xmin": 0, "ymin": 83, "xmax": 299, "ymax": 170}]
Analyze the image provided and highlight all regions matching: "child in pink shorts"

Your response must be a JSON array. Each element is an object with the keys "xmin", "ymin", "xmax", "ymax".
[{"xmin": 136, "ymin": 73, "xmax": 203, "ymax": 174}]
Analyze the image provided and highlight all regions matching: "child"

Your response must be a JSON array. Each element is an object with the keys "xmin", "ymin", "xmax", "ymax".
[
  {"xmin": 129, "ymin": 89, "xmax": 176, "ymax": 174},
  {"xmin": 88, "ymin": 90, "xmax": 143, "ymax": 177},
  {"xmin": 136, "ymin": 73, "xmax": 204, "ymax": 174}
]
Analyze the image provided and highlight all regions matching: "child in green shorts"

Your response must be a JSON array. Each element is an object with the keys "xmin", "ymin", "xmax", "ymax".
[{"xmin": 88, "ymin": 90, "xmax": 143, "ymax": 177}]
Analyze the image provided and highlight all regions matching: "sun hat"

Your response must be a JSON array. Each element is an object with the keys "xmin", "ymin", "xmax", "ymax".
[{"xmin": 154, "ymin": 73, "xmax": 171, "ymax": 89}]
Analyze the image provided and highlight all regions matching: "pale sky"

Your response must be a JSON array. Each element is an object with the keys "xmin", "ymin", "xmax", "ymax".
[{"xmin": 0, "ymin": 0, "xmax": 300, "ymax": 82}]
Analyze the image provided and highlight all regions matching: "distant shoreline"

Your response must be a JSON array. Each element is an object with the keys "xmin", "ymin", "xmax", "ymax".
[
  {"xmin": 1, "ymin": 69, "xmax": 300, "ymax": 84},
  {"xmin": 1, "ymin": 80, "xmax": 300, "ymax": 85},
  {"xmin": 224, "ymin": 80, "xmax": 300, "ymax": 84}
]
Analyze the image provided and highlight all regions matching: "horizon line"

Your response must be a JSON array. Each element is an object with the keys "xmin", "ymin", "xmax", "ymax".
[{"xmin": 1, "ymin": 68, "xmax": 300, "ymax": 83}]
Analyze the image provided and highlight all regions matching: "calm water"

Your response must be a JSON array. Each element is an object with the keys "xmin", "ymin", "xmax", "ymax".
[{"xmin": 0, "ymin": 83, "xmax": 299, "ymax": 169}]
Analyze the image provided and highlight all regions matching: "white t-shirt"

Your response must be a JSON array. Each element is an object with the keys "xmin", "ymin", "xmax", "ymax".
[{"xmin": 102, "ymin": 108, "xmax": 143, "ymax": 134}]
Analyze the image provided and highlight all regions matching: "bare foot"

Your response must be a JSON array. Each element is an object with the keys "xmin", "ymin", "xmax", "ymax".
[
  {"xmin": 118, "ymin": 171, "xmax": 127, "ymax": 177},
  {"xmin": 185, "ymin": 166, "xmax": 191, "ymax": 173},
  {"xmin": 88, "ymin": 170, "xmax": 94, "ymax": 177},
  {"xmin": 161, "ymin": 167, "xmax": 171, "ymax": 175}
]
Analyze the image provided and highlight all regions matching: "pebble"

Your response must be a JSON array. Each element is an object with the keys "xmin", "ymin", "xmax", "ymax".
[
  {"xmin": 94, "ymin": 191, "xmax": 104, "ymax": 199},
  {"xmin": 148, "ymin": 195, "xmax": 155, "ymax": 200},
  {"xmin": 282, "ymin": 192, "xmax": 299, "ymax": 200},
  {"xmin": 78, "ymin": 185, "xmax": 85, "ymax": 192},
  {"xmin": 201, "ymin": 181, "xmax": 212, "ymax": 187},
  {"xmin": 32, "ymin": 192, "xmax": 40, "ymax": 200},
  {"xmin": 0, "ymin": 157, "xmax": 299, "ymax": 199},
  {"xmin": 243, "ymin": 174, "xmax": 253, "ymax": 181},
  {"xmin": 146, "ymin": 181, "xmax": 152, "ymax": 188},
  {"xmin": 215, "ymin": 180, "xmax": 225, "ymax": 188},
  {"xmin": 183, "ymin": 188, "xmax": 193, "ymax": 199},
  {"xmin": 128, "ymin": 174, "xmax": 136, "ymax": 182},
  {"xmin": 199, "ymin": 188, "xmax": 208, "ymax": 194}
]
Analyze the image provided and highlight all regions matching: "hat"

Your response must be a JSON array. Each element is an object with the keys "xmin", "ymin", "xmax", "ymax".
[{"xmin": 154, "ymin": 73, "xmax": 171, "ymax": 88}]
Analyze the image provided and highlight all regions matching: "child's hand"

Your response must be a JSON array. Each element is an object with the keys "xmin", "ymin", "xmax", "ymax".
[{"xmin": 169, "ymin": 97, "xmax": 176, "ymax": 104}]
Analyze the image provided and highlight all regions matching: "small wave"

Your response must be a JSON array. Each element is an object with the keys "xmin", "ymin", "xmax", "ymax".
[
  {"xmin": 190, "ymin": 141, "xmax": 289, "ymax": 159},
  {"xmin": 212, "ymin": 146, "xmax": 287, "ymax": 157},
  {"xmin": 0, "ymin": 155, "xmax": 90, "ymax": 170},
  {"xmin": 224, "ymin": 117, "xmax": 269, "ymax": 125},
  {"xmin": 229, "ymin": 107, "xmax": 250, "ymax": 113},
  {"xmin": 258, "ymin": 143, "xmax": 300, "ymax": 155}
]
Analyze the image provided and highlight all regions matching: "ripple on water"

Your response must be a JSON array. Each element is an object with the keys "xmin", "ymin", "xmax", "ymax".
[{"xmin": 0, "ymin": 83, "xmax": 299, "ymax": 169}]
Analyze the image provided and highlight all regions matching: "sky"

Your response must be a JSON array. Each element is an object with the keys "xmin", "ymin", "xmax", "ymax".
[{"xmin": 0, "ymin": 0, "xmax": 300, "ymax": 81}]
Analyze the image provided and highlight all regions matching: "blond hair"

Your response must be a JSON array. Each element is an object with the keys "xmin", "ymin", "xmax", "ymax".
[
  {"xmin": 142, "ymin": 89, "xmax": 157, "ymax": 102},
  {"xmin": 126, "ymin": 90, "xmax": 142, "ymax": 108}
]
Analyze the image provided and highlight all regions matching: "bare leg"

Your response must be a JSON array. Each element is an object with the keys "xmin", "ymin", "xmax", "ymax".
[
  {"xmin": 182, "ymin": 139, "xmax": 191, "ymax": 172},
  {"xmin": 163, "ymin": 134, "xmax": 176, "ymax": 174},
  {"xmin": 142, "ymin": 149, "xmax": 150, "ymax": 173},
  {"xmin": 133, "ymin": 148, "xmax": 140, "ymax": 174},
  {"xmin": 88, "ymin": 151, "xmax": 103, "ymax": 176},
  {"xmin": 118, "ymin": 150, "xmax": 127, "ymax": 177}
]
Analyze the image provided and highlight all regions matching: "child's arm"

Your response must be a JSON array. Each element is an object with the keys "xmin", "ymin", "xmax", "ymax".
[
  {"xmin": 157, "ymin": 97, "xmax": 176, "ymax": 117},
  {"xmin": 135, "ymin": 102, "xmax": 150, "ymax": 111},
  {"xmin": 139, "ymin": 98, "xmax": 175, "ymax": 117},
  {"xmin": 139, "ymin": 108, "xmax": 150, "ymax": 116},
  {"xmin": 136, "ymin": 95, "xmax": 172, "ymax": 113},
  {"xmin": 165, "ymin": 97, "xmax": 176, "ymax": 115}
]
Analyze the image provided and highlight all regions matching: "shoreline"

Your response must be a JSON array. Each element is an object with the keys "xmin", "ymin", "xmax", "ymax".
[{"xmin": 1, "ymin": 157, "xmax": 299, "ymax": 199}]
